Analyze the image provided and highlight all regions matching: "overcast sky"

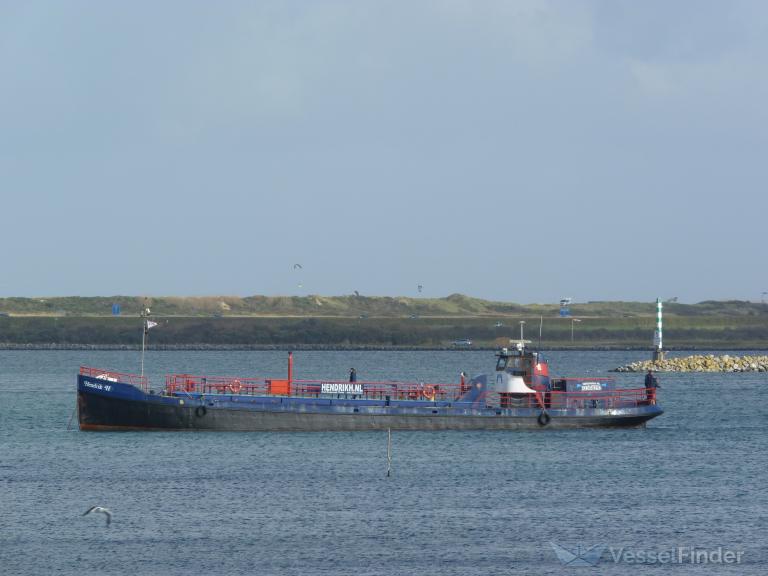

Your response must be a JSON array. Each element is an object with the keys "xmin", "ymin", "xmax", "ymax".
[{"xmin": 1, "ymin": 1, "xmax": 766, "ymax": 303}]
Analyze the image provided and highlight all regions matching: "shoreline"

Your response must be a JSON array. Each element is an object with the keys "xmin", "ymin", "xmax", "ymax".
[{"xmin": 1, "ymin": 344, "xmax": 767, "ymax": 352}]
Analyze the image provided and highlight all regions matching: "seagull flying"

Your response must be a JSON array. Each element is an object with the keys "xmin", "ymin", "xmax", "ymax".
[{"xmin": 83, "ymin": 506, "xmax": 112, "ymax": 526}]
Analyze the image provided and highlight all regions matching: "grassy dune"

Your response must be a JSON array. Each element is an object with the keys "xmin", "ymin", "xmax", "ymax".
[
  {"xmin": 1, "ymin": 294, "xmax": 767, "ymax": 319},
  {"xmin": 0, "ymin": 313, "xmax": 766, "ymax": 348}
]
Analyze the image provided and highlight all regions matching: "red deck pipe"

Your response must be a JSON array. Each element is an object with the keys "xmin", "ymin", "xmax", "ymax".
[{"xmin": 288, "ymin": 351, "xmax": 293, "ymax": 387}]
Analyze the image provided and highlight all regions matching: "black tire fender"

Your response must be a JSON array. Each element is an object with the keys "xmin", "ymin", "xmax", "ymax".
[
  {"xmin": 537, "ymin": 411, "xmax": 551, "ymax": 427},
  {"xmin": 195, "ymin": 405, "xmax": 207, "ymax": 418}
]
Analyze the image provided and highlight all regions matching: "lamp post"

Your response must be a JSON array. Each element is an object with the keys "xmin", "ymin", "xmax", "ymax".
[
  {"xmin": 519, "ymin": 320, "xmax": 526, "ymax": 341},
  {"xmin": 571, "ymin": 318, "xmax": 581, "ymax": 342}
]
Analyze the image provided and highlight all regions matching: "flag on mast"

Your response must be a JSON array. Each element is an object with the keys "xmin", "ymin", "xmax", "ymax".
[{"xmin": 145, "ymin": 320, "xmax": 158, "ymax": 333}]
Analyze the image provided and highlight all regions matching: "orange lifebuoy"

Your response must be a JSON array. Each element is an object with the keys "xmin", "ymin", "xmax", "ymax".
[
  {"xmin": 229, "ymin": 380, "xmax": 242, "ymax": 394},
  {"xmin": 423, "ymin": 385, "xmax": 436, "ymax": 401}
]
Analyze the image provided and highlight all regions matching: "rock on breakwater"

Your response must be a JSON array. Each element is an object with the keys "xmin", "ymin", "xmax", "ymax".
[{"xmin": 613, "ymin": 354, "xmax": 768, "ymax": 373}]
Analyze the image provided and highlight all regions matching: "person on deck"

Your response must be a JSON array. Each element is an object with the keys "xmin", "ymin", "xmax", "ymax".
[
  {"xmin": 349, "ymin": 367, "xmax": 359, "ymax": 399},
  {"xmin": 644, "ymin": 369, "xmax": 660, "ymax": 404}
]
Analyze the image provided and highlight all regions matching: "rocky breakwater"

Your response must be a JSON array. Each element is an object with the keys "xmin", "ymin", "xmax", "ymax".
[{"xmin": 613, "ymin": 354, "xmax": 768, "ymax": 373}]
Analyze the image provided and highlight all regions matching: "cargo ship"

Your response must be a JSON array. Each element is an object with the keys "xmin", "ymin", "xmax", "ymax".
[{"xmin": 76, "ymin": 341, "xmax": 663, "ymax": 431}]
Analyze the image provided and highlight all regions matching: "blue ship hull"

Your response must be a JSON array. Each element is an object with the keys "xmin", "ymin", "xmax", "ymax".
[{"xmin": 77, "ymin": 375, "xmax": 663, "ymax": 431}]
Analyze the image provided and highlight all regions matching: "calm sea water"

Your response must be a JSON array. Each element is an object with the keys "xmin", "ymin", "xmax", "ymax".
[{"xmin": 1, "ymin": 349, "xmax": 767, "ymax": 575}]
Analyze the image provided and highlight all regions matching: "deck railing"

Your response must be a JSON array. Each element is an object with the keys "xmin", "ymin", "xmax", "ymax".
[
  {"xmin": 164, "ymin": 374, "xmax": 467, "ymax": 401},
  {"xmin": 166, "ymin": 374, "xmax": 269, "ymax": 395},
  {"xmin": 485, "ymin": 387, "xmax": 655, "ymax": 410},
  {"xmin": 79, "ymin": 366, "xmax": 149, "ymax": 393},
  {"xmin": 293, "ymin": 379, "xmax": 465, "ymax": 401}
]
